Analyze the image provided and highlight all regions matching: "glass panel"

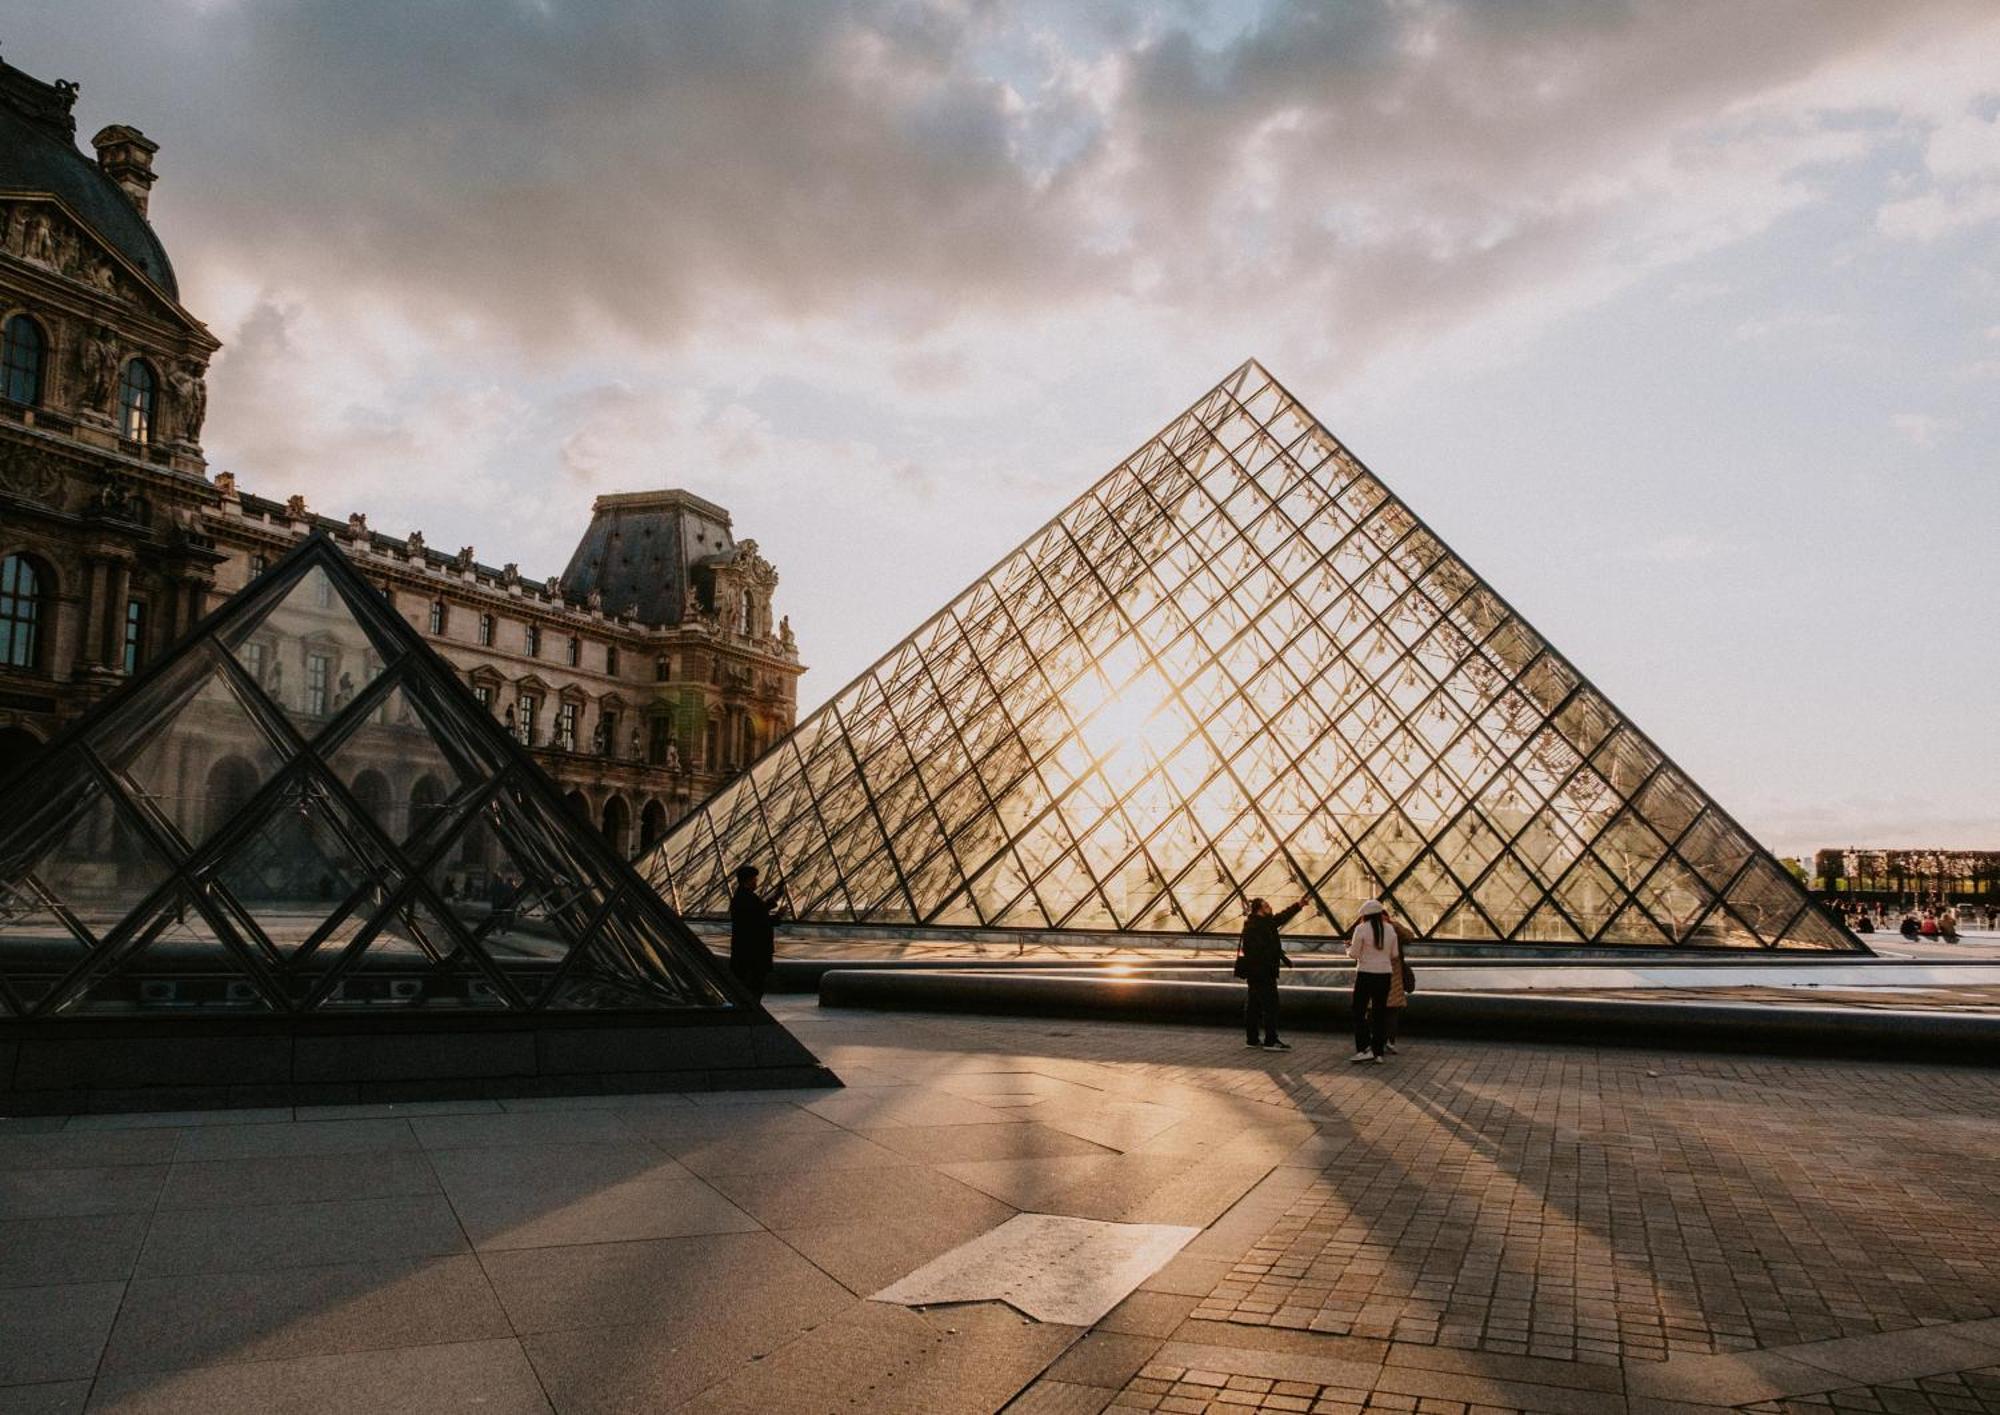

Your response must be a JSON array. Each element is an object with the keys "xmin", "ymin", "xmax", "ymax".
[
  {"xmin": 225, "ymin": 564, "xmax": 391, "ymax": 738},
  {"xmin": 316, "ymin": 894, "xmax": 512, "ymax": 1010},
  {"xmin": 212, "ymin": 775, "xmax": 402, "ymax": 966},
  {"xmin": 546, "ymin": 891, "xmax": 732, "ymax": 1009},
  {"xmin": 111, "ymin": 661, "xmax": 290, "ymax": 847},
  {"xmin": 66, "ymin": 886, "xmax": 276, "ymax": 1015},
  {"xmin": 323, "ymin": 681, "xmax": 481, "ymax": 846}
]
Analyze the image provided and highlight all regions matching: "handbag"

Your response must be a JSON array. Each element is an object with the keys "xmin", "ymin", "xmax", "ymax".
[
  {"xmin": 1233, "ymin": 950, "xmax": 1249, "ymax": 979},
  {"xmin": 1400, "ymin": 957, "xmax": 1416, "ymax": 993}
]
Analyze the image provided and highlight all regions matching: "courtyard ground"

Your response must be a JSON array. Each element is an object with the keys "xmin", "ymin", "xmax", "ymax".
[{"xmin": 3, "ymin": 1001, "xmax": 1999, "ymax": 1413}]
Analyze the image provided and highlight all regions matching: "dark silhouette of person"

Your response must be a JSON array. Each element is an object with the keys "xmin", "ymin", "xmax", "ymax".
[
  {"xmin": 728, "ymin": 864, "xmax": 786, "ymax": 1001},
  {"xmin": 1239, "ymin": 895, "xmax": 1306, "ymax": 1050}
]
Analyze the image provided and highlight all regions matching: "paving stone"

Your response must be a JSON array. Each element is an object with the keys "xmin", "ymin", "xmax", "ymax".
[
  {"xmin": 100, "ymin": 1254, "xmax": 510, "ymax": 1374},
  {"xmin": 0, "ymin": 1283, "xmax": 125, "ymax": 1386},
  {"xmin": 135, "ymin": 1194, "xmax": 467, "ymax": 1276},
  {"xmin": 0, "ymin": 1380, "xmax": 89, "ymax": 1414},
  {"xmin": 0, "ymin": 1212, "xmax": 149, "ymax": 1289},
  {"xmin": 83, "ymin": 1337, "xmax": 551, "ymax": 1413},
  {"xmin": 154, "ymin": 1151, "xmax": 439, "ymax": 1209},
  {"xmin": 449, "ymin": 1173, "xmax": 760, "ymax": 1250},
  {"xmin": 0, "ymin": 1165, "xmax": 169, "ymax": 1219}
]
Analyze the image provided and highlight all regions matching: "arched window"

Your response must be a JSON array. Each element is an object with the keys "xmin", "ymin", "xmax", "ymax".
[
  {"xmin": 0, "ymin": 554, "xmax": 49, "ymax": 669},
  {"xmin": 118, "ymin": 359, "xmax": 156, "ymax": 443},
  {"xmin": 1, "ymin": 315, "xmax": 45, "ymax": 407}
]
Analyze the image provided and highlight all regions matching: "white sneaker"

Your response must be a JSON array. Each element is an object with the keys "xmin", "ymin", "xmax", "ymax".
[{"xmin": 1349, "ymin": 1050, "xmax": 1373, "ymax": 1064}]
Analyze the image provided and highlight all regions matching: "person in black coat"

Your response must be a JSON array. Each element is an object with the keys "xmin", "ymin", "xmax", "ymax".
[
  {"xmin": 1239, "ymin": 895, "xmax": 1307, "ymax": 1050},
  {"xmin": 728, "ymin": 864, "xmax": 786, "ymax": 1001}
]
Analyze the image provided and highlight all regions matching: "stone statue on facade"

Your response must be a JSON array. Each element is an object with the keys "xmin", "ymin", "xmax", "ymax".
[
  {"xmin": 213, "ymin": 470, "xmax": 237, "ymax": 498},
  {"xmin": 285, "ymin": 494, "xmax": 308, "ymax": 521},
  {"xmin": 406, "ymin": 530, "xmax": 426, "ymax": 560},
  {"xmin": 662, "ymin": 741, "xmax": 681, "ymax": 775},
  {"xmin": 502, "ymin": 562, "xmax": 520, "ymax": 588},
  {"xmin": 586, "ymin": 586, "xmax": 603, "ymax": 613},
  {"xmin": 451, "ymin": 546, "xmax": 474, "ymax": 573},
  {"xmin": 79, "ymin": 325, "xmax": 119, "ymax": 411},
  {"xmin": 629, "ymin": 727, "xmax": 642, "ymax": 762},
  {"xmin": 346, "ymin": 512, "xmax": 368, "ymax": 541},
  {"xmin": 779, "ymin": 614, "xmax": 796, "ymax": 652},
  {"xmin": 167, "ymin": 363, "xmax": 205, "ymax": 443},
  {"xmin": 178, "ymin": 363, "xmax": 207, "ymax": 442},
  {"xmin": 19, "ymin": 209, "xmax": 58, "ymax": 267}
]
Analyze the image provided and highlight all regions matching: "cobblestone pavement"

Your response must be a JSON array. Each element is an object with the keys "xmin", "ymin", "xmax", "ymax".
[{"xmin": 7, "ymin": 1002, "xmax": 2000, "ymax": 1412}]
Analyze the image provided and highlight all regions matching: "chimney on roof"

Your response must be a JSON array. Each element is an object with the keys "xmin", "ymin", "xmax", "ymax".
[{"xmin": 91, "ymin": 124, "xmax": 158, "ymax": 217}]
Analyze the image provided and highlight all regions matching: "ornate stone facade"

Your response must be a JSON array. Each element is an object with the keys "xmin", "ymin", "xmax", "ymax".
[{"xmin": 0, "ymin": 54, "xmax": 801, "ymax": 856}]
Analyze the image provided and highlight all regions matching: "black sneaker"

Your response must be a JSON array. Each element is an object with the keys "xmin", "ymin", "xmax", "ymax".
[
  {"xmin": 1263, "ymin": 1039, "xmax": 1292, "ymax": 1051},
  {"xmin": 1244, "ymin": 1039, "xmax": 1264, "ymax": 1048}
]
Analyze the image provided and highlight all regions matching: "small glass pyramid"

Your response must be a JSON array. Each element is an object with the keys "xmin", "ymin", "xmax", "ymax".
[
  {"xmin": 637, "ymin": 361, "xmax": 1860, "ymax": 953},
  {"xmin": 0, "ymin": 533, "xmax": 759, "ymax": 1017}
]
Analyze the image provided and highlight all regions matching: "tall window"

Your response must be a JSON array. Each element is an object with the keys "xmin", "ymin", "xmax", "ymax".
[
  {"xmin": 428, "ymin": 600, "xmax": 446, "ymax": 635},
  {"xmin": 567, "ymin": 636, "xmax": 581, "ymax": 667},
  {"xmin": 243, "ymin": 640, "xmax": 266, "ymax": 685},
  {"xmin": 121, "ymin": 599, "xmax": 146, "ymax": 674},
  {"xmin": 517, "ymin": 694, "xmax": 537, "ymax": 745},
  {"xmin": 118, "ymin": 359, "xmax": 156, "ymax": 443},
  {"xmin": 741, "ymin": 589, "xmax": 754, "ymax": 635},
  {"xmin": 648, "ymin": 716, "xmax": 672, "ymax": 766},
  {"xmin": 313, "ymin": 572, "xmax": 333, "ymax": 608},
  {"xmin": 478, "ymin": 613, "xmax": 494, "ymax": 647},
  {"xmin": 600, "ymin": 708, "xmax": 619, "ymax": 756},
  {"xmin": 1, "ymin": 315, "xmax": 45, "ymax": 407},
  {"xmin": 525, "ymin": 623, "xmax": 541, "ymax": 657},
  {"xmin": 556, "ymin": 701, "xmax": 578, "ymax": 750},
  {"xmin": 305, "ymin": 652, "xmax": 331, "ymax": 714},
  {"xmin": 605, "ymin": 645, "xmax": 619, "ymax": 677},
  {"xmin": 0, "ymin": 554, "xmax": 46, "ymax": 669},
  {"xmin": 654, "ymin": 654, "xmax": 669, "ymax": 682},
  {"xmin": 249, "ymin": 553, "xmax": 269, "ymax": 577},
  {"xmin": 472, "ymin": 683, "xmax": 493, "ymax": 712}
]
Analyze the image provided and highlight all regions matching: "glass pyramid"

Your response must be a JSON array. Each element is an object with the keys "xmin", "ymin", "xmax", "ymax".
[
  {"xmin": 637, "ymin": 361, "xmax": 1860, "ymax": 953},
  {"xmin": 0, "ymin": 532, "xmax": 764, "ymax": 1017}
]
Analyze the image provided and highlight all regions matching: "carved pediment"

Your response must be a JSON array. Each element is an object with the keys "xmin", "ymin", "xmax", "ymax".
[{"xmin": 0, "ymin": 197, "xmax": 209, "ymax": 339}]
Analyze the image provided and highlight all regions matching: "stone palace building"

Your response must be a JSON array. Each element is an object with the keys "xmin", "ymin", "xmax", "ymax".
[{"xmin": 0, "ymin": 53, "xmax": 802, "ymax": 859}]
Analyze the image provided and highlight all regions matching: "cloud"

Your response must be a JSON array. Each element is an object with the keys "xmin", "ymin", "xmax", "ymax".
[{"xmin": 1891, "ymin": 411, "xmax": 1952, "ymax": 448}]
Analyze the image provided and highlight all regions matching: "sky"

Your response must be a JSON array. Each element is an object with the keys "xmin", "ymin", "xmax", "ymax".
[{"xmin": 8, "ymin": 0, "xmax": 1998, "ymax": 858}]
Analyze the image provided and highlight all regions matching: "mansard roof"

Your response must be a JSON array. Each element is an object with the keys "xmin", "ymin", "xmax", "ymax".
[{"xmin": 0, "ymin": 56, "xmax": 178, "ymax": 297}]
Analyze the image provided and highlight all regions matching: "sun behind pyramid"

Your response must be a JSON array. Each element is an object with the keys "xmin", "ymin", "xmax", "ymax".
[{"xmin": 638, "ymin": 361, "xmax": 1859, "ymax": 953}]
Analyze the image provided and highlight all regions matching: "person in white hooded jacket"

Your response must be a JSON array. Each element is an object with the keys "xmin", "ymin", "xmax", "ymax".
[{"xmin": 1347, "ymin": 899, "xmax": 1400, "ymax": 1064}]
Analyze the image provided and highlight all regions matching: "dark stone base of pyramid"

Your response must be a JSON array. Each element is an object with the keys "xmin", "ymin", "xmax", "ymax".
[
  {"xmin": 0, "ymin": 1013, "xmax": 839, "ymax": 1116},
  {"xmin": 818, "ymin": 968, "xmax": 2000, "ymax": 1066}
]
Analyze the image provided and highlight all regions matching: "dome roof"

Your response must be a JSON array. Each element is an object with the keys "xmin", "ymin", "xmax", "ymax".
[{"xmin": 0, "ymin": 58, "xmax": 177, "ymax": 298}]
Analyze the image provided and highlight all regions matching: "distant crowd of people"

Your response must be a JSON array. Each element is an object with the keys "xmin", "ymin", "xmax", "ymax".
[{"xmin": 1843, "ymin": 903, "xmax": 1996, "ymax": 942}]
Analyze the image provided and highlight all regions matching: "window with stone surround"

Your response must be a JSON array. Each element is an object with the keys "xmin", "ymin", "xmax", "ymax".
[
  {"xmin": 0, "ymin": 554, "xmax": 49, "ymax": 670},
  {"xmin": 118, "ymin": 359, "xmax": 155, "ymax": 443},
  {"xmin": 2, "ymin": 314, "xmax": 46, "ymax": 407}
]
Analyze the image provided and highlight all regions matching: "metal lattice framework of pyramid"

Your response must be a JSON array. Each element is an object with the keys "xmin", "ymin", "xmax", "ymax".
[
  {"xmin": 0, "ymin": 532, "xmax": 805, "ymax": 1021},
  {"xmin": 639, "ymin": 361, "xmax": 1859, "ymax": 953}
]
